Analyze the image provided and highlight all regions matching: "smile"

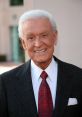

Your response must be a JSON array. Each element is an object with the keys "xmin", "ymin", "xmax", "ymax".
[{"xmin": 35, "ymin": 49, "xmax": 46, "ymax": 53}]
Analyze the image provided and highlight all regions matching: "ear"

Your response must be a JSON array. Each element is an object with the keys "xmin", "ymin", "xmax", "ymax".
[
  {"xmin": 53, "ymin": 30, "xmax": 58, "ymax": 45},
  {"xmin": 20, "ymin": 39, "xmax": 27, "ymax": 50}
]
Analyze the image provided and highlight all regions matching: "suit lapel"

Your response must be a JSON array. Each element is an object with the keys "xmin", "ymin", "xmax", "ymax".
[
  {"xmin": 15, "ymin": 61, "xmax": 38, "ymax": 117},
  {"xmin": 53, "ymin": 57, "xmax": 73, "ymax": 117}
]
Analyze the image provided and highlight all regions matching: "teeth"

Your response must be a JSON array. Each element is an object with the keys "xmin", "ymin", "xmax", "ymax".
[{"xmin": 35, "ymin": 49, "xmax": 45, "ymax": 53}]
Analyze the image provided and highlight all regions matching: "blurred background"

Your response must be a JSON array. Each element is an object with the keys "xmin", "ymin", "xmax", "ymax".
[{"xmin": 0, "ymin": 0, "xmax": 82, "ymax": 73}]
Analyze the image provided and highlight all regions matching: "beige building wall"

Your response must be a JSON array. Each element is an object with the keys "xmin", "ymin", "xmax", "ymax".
[
  {"xmin": 0, "ymin": 0, "xmax": 82, "ymax": 68},
  {"xmin": 0, "ymin": 0, "xmax": 34, "ymax": 60}
]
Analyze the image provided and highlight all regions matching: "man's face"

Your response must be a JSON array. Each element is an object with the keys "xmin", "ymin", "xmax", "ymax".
[{"xmin": 21, "ymin": 18, "xmax": 57, "ymax": 69}]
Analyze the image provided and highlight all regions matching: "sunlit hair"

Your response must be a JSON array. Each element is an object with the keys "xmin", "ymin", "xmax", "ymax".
[{"xmin": 18, "ymin": 9, "xmax": 57, "ymax": 38}]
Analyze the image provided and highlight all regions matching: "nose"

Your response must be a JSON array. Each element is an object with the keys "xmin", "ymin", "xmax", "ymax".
[{"xmin": 34, "ymin": 36, "xmax": 42, "ymax": 47}]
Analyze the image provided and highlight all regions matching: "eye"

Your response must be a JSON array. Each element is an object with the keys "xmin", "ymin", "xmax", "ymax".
[
  {"xmin": 41, "ymin": 33, "xmax": 48, "ymax": 38},
  {"xmin": 43, "ymin": 33, "xmax": 47, "ymax": 36},
  {"xmin": 27, "ymin": 36, "xmax": 34, "ymax": 40}
]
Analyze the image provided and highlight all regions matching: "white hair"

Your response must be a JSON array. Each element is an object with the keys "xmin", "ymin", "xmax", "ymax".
[{"xmin": 18, "ymin": 9, "xmax": 57, "ymax": 38}]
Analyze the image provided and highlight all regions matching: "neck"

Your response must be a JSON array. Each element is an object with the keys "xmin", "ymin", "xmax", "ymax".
[{"xmin": 35, "ymin": 58, "xmax": 52, "ymax": 70}]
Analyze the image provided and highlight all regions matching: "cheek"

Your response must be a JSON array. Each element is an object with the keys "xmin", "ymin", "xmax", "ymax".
[
  {"xmin": 23, "ymin": 40, "xmax": 31, "ymax": 50},
  {"xmin": 26, "ymin": 44, "xmax": 34, "ymax": 54},
  {"xmin": 47, "ymin": 39, "xmax": 55, "ymax": 48}
]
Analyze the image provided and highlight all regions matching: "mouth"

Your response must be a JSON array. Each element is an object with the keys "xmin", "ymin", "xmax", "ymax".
[{"xmin": 34, "ymin": 49, "xmax": 47, "ymax": 54}]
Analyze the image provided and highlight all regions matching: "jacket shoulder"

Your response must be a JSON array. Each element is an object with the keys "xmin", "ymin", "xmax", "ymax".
[
  {"xmin": 0, "ymin": 60, "xmax": 31, "ymax": 80},
  {"xmin": 54, "ymin": 56, "xmax": 82, "ymax": 74}
]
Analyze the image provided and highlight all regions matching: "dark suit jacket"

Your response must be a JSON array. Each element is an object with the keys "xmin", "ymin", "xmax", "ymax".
[{"xmin": 0, "ymin": 57, "xmax": 82, "ymax": 117}]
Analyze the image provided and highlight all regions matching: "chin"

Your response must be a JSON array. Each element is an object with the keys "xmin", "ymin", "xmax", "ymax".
[{"xmin": 35, "ymin": 57, "xmax": 51, "ymax": 63}]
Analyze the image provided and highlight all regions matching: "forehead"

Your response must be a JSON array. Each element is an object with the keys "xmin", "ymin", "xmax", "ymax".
[{"xmin": 22, "ymin": 18, "xmax": 53, "ymax": 34}]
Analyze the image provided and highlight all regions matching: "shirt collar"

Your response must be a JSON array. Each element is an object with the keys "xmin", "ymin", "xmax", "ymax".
[
  {"xmin": 31, "ymin": 60, "xmax": 43, "ymax": 81},
  {"xmin": 45, "ymin": 58, "xmax": 57, "ymax": 81},
  {"xmin": 31, "ymin": 57, "xmax": 58, "ymax": 81}
]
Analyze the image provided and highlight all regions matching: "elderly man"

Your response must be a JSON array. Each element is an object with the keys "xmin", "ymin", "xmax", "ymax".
[{"xmin": 0, "ymin": 9, "xmax": 82, "ymax": 117}]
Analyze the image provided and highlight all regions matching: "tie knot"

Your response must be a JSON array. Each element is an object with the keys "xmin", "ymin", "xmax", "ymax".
[{"xmin": 40, "ymin": 71, "xmax": 48, "ymax": 80}]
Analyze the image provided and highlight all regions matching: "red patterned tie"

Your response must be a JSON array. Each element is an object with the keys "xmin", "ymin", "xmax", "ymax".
[{"xmin": 38, "ymin": 71, "xmax": 53, "ymax": 117}]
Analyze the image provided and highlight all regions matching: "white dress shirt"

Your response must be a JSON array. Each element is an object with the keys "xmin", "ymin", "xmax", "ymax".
[{"xmin": 31, "ymin": 57, "xmax": 58, "ymax": 110}]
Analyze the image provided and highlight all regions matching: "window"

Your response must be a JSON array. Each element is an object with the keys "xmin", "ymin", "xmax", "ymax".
[
  {"xmin": 10, "ymin": 0, "xmax": 23, "ymax": 6},
  {"xmin": 9, "ymin": 26, "xmax": 25, "ymax": 62}
]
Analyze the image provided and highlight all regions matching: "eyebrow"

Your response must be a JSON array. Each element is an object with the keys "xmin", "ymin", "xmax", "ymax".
[{"xmin": 23, "ymin": 30, "xmax": 51, "ymax": 37}]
